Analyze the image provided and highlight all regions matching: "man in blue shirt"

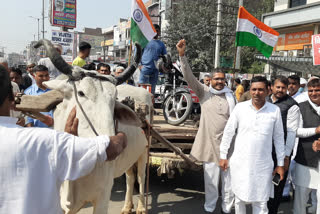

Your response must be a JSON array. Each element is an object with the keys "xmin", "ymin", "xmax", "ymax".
[
  {"xmin": 24, "ymin": 65, "xmax": 53, "ymax": 128},
  {"xmin": 139, "ymin": 24, "xmax": 167, "ymax": 94}
]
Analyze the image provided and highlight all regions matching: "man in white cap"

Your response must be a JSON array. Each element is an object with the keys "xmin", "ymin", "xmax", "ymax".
[
  {"xmin": 299, "ymin": 78, "xmax": 308, "ymax": 93},
  {"xmin": 295, "ymin": 77, "xmax": 310, "ymax": 103}
]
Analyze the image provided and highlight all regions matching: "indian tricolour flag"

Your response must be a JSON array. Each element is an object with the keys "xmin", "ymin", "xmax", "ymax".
[
  {"xmin": 236, "ymin": 6, "xmax": 279, "ymax": 58},
  {"xmin": 131, "ymin": 0, "xmax": 157, "ymax": 48}
]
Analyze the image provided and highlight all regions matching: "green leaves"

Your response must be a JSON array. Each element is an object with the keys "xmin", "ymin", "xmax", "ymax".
[{"xmin": 163, "ymin": 0, "xmax": 274, "ymax": 74}]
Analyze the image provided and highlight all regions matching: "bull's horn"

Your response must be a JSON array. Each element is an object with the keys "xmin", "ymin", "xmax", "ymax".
[
  {"xmin": 34, "ymin": 39, "xmax": 73, "ymax": 76},
  {"xmin": 115, "ymin": 43, "xmax": 142, "ymax": 85}
]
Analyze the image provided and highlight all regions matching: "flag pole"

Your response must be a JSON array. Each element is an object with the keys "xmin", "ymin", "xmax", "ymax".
[
  {"xmin": 231, "ymin": 45, "xmax": 238, "ymax": 90},
  {"xmin": 231, "ymin": 0, "xmax": 243, "ymax": 90},
  {"xmin": 128, "ymin": 40, "xmax": 133, "ymax": 65}
]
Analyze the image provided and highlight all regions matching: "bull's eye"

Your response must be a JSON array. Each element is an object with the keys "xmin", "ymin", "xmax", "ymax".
[{"xmin": 78, "ymin": 91, "xmax": 85, "ymax": 97}]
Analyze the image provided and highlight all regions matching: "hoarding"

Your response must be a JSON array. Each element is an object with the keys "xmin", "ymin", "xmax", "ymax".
[
  {"xmin": 275, "ymin": 31, "xmax": 313, "ymax": 51},
  {"xmin": 51, "ymin": 30, "xmax": 75, "ymax": 63},
  {"xmin": 312, "ymin": 34, "xmax": 320, "ymax": 66},
  {"xmin": 51, "ymin": 0, "xmax": 77, "ymax": 28}
]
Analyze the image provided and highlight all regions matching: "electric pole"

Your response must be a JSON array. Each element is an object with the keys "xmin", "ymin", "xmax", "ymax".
[
  {"xmin": 235, "ymin": 0, "xmax": 243, "ymax": 70},
  {"xmin": 214, "ymin": 0, "xmax": 222, "ymax": 68}
]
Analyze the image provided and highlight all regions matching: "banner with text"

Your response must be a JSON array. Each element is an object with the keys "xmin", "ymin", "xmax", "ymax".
[
  {"xmin": 275, "ymin": 31, "xmax": 313, "ymax": 51},
  {"xmin": 312, "ymin": 34, "xmax": 320, "ymax": 66},
  {"xmin": 51, "ymin": 30, "xmax": 75, "ymax": 63},
  {"xmin": 51, "ymin": 0, "xmax": 76, "ymax": 28}
]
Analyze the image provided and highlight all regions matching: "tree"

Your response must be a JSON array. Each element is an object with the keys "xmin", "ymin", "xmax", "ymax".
[{"xmin": 164, "ymin": 0, "xmax": 274, "ymax": 74}]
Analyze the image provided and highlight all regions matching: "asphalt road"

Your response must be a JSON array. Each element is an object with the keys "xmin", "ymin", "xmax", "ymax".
[{"xmin": 78, "ymin": 167, "xmax": 294, "ymax": 214}]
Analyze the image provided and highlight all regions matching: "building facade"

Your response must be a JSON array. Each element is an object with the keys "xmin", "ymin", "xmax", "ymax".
[{"xmin": 260, "ymin": 0, "xmax": 320, "ymax": 75}]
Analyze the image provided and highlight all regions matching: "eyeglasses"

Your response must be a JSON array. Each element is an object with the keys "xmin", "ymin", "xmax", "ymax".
[
  {"xmin": 100, "ymin": 70, "xmax": 109, "ymax": 72},
  {"xmin": 212, "ymin": 78, "xmax": 225, "ymax": 81}
]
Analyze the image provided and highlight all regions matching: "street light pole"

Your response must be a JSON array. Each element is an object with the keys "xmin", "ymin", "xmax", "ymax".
[
  {"xmin": 37, "ymin": 18, "xmax": 40, "ymax": 40},
  {"xmin": 29, "ymin": 16, "xmax": 40, "ymax": 41},
  {"xmin": 42, "ymin": 0, "xmax": 45, "ymax": 39}
]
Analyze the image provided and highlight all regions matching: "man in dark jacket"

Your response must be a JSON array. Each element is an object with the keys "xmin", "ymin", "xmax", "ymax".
[
  {"xmin": 293, "ymin": 78, "xmax": 320, "ymax": 214},
  {"xmin": 266, "ymin": 76, "xmax": 300, "ymax": 214}
]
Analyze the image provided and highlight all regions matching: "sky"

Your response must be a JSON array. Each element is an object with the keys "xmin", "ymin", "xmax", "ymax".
[{"xmin": 0, "ymin": 0, "xmax": 133, "ymax": 54}]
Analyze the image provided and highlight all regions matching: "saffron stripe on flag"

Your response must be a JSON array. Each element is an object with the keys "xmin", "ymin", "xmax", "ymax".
[
  {"xmin": 135, "ymin": 0, "xmax": 156, "ymax": 33},
  {"xmin": 238, "ymin": 6, "xmax": 279, "ymax": 36}
]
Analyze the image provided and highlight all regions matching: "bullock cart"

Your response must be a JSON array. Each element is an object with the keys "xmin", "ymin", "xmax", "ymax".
[
  {"xmin": 15, "ymin": 93, "xmax": 201, "ymax": 179},
  {"xmin": 149, "ymin": 109, "xmax": 201, "ymax": 178}
]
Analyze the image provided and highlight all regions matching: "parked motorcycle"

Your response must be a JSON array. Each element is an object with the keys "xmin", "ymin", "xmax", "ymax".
[{"xmin": 157, "ymin": 56, "xmax": 199, "ymax": 126}]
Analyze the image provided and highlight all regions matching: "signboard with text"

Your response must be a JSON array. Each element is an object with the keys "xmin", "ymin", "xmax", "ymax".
[
  {"xmin": 51, "ymin": 0, "xmax": 77, "ymax": 28},
  {"xmin": 275, "ymin": 31, "xmax": 313, "ymax": 51},
  {"xmin": 312, "ymin": 34, "xmax": 320, "ymax": 66},
  {"xmin": 51, "ymin": 30, "xmax": 75, "ymax": 63}
]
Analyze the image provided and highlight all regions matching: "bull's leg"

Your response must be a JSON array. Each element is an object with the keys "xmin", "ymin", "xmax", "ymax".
[
  {"xmin": 61, "ymin": 181, "xmax": 85, "ymax": 214},
  {"xmin": 93, "ymin": 172, "xmax": 115, "ymax": 214},
  {"xmin": 136, "ymin": 152, "xmax": 147, "ymax": 214},
  {"xmin": 121, "ymin": 167, "xmax": 135, "ymax": 214}
]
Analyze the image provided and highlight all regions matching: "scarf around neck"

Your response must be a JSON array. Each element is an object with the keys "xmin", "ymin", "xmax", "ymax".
[{"xmin": 209, "ymin": 86, "xmax": 236, "ymax": 114}]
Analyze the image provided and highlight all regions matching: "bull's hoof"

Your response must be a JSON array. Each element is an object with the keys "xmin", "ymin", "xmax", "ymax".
[
  {"xmin": 136, "ymin": 208, "xmax": 146, "ymax": 214},
  {"xmin": 121, "ymin": 204, "xmax": 134, "ymax": 214}
]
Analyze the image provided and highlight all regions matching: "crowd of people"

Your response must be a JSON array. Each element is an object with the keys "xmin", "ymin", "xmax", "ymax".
[
  {"xmin": 0, "ymin": 23, "xmax": 319, "ymax": 213},
  {"xmin": 176, "ymin": 39, "xmax": 319, "ymax": 214}
]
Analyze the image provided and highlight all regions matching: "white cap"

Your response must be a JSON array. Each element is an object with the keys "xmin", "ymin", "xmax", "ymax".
[{"xmin": 300, "ymin": 78, "xmax": 307, "ymax": 85}]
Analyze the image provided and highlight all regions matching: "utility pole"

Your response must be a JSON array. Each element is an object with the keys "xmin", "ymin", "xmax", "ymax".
[
  {"xmin": 29, "ymin": 16, "xmax": 40, "ymax": 40},
  {"xmin": 42, "ymin": 0, "xmax": 45, "ymax": 39},
  {"xmin": 214, "ymin": 0, "xmax": 222, "ymax": 68},
  {"xmin": 235, "ymin": 0, "xmax": 243, "ymax": 70},
  {"xmin": 103, "ymin": 34, "xmax": 106, "ymax": 62}
]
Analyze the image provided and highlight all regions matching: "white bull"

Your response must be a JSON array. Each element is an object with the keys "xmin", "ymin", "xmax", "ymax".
[{"xmin": 35, "ymin": 40, "xmax": 151, "ymax": 214}]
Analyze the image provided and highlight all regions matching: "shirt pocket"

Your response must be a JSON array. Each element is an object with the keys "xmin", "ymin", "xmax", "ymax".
[{"xmin": 256, "ymin": 116, "xmax": 274, "ymax": 135}]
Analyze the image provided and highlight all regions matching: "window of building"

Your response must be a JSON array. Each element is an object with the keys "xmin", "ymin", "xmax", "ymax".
[{"xmin": 290, "ymin": 0, "xmax": 306, "ymax": 8}]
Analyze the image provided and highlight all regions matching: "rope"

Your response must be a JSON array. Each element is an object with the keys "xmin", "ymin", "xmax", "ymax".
[
  {"xmin": 72, "ymin": 81, "xmax": 99, "ymax": 136},
  {"xmin": 145, "ymin": 119, "xmax": 152, "ymax": 214}
]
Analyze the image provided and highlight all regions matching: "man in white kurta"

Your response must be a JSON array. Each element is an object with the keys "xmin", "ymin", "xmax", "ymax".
[
  {"xmin": 293, "ymin": 78, "xmax": 320, "ymax": 214},
  {"xmin": 220, "ymin": 76, "xmax": 285, "ymax": 214}
]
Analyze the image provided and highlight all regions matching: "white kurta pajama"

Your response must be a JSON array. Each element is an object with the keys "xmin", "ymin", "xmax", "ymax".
[
  {"xmin": 293, "ymin": 98, "xmax": 320, "ymax": 214},
  {"xmin": 220, "ymin": 100, "xmax": 285, "ymax": 214},
  {"xmin": 179, "ymin": 56, "xmax": 236, "ymax": 213}
]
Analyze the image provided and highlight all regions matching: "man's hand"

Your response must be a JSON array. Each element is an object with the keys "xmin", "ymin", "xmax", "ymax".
[
  {"xmin": 312, "ymin": 138, "xmax": 320, "ymax": 152},
  {"xmin": 284, "ymin": 156, "xmax": 290, "ymax": 172},
  {"xmin": 42, "ymin": 115, "xmax": 54, "ymax": 127},
  {"xmin": 107, "ymin": 132, "xmax": 128, "ymax": 161},
  {"xmin": 16, "ymin": 117, "xmax": 25, "ymax": 127},
  {"xmin": 176, "ymin": 39, "xmax": 186, "ymax": 57},
  {"xmin": 315, "ymin": 126, "xmax": 320, "ymax": 134},
  {"xmin": 219, "ymin": 159, "xmax": 229, "ymax": 171},
  {"xmin": 273, "ymin": 166, "xmax": 285, "ymax": 181},
  {"xmin": 64, "ymin": 107, "xmax": 79, "ymax": 136}
]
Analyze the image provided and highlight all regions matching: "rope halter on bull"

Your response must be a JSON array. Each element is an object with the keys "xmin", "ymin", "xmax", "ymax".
[{"xmin": 34, "ymin": 39, "xmax": 142, "ymax": 137}]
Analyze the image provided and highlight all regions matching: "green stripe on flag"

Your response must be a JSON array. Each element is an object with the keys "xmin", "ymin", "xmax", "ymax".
[
  {"xmin": 130, "ymin": 18, "xmax": 149, "ymax": 49},
  {"xmin": 236, "ymin": 31, "xmax": 274, "ymax": 58}
]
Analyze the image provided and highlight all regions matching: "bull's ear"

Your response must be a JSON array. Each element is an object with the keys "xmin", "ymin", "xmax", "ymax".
[{"xmin": 114, "ymin": 101, "xmax": 142, "ymax": 127}]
